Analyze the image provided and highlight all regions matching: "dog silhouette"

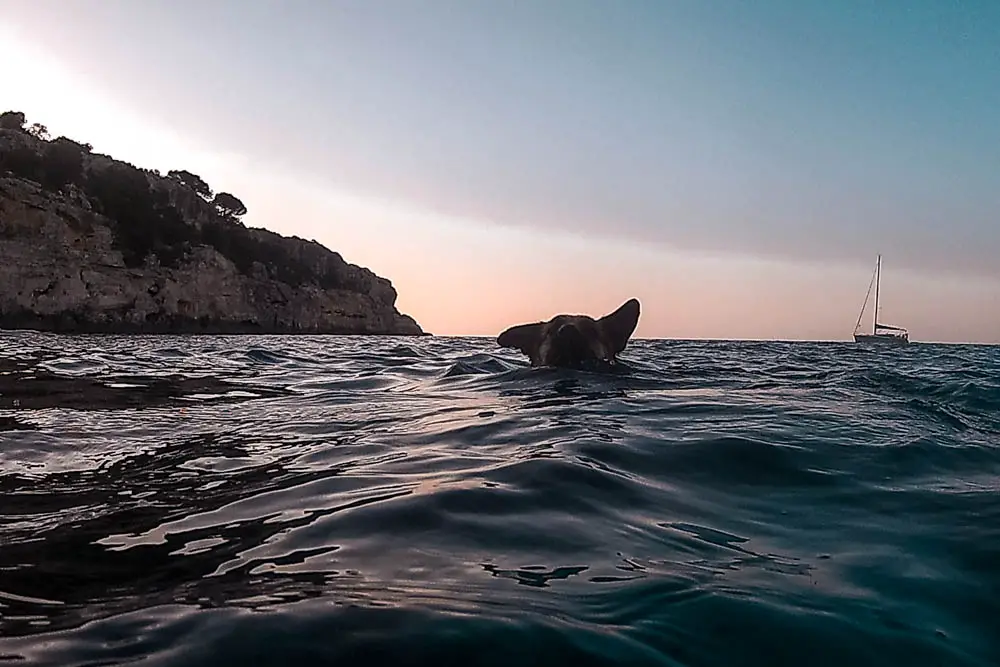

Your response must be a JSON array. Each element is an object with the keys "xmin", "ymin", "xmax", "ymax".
[{"xmin": 497, "ymin": 299, "xmax": 640, "ymax": 368}]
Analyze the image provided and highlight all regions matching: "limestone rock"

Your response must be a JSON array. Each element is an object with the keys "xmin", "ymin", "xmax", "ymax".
[{"xmin": 0, "ymin": 127, "xmax": 426, "ymax": 336}]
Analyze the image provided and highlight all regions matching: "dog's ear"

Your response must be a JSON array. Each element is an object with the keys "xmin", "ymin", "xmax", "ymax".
[
  {"xmin": 497, "ymin": 322, "xmax": 544, "ymax": 356},
  {"xmin": 598, "ymin": 298, "xmax": 640, "ymax": 354}
]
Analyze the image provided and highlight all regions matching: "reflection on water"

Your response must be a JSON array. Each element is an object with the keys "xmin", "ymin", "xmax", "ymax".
[{"xmin": 0, "ymin": 333, "xmax": 998, "ymax": 666}]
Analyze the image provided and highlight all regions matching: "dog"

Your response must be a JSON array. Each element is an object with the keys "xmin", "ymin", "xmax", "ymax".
[{"xmin": 496, "ymin": 299, "xmax": 640, "ymax": 368}]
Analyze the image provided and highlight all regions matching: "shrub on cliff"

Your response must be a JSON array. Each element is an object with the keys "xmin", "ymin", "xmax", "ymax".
[
  {"xmin": 27, "ymin": 123, "xmax": 50, "ymax": 141},
  {"xmin": 0, "ymin": 124, "xmax": 91, "ymax": 190},
  {"xmin": 0, "ymin": 111, "xmax": 26, "ymax": 131},
  {"xmin": 85, "ymin": 162, "xmax": 194, "ymax": 268},
  {"xmin": 0, "ymin": 143, "xmax": 43, "ymax": 182},
  {"xmin": 167, "ymin": 169, "xmax": 212, "ymax": 200},
  {"xmin": 39, "ymin": 138, "xmax": 88, "ymax": 190},
  {"xmin": 198, "ymin": 223, "xmax": 332, "ymax": 288},
  {"xmin": 2, "ymin": 109, "xmax": 341, "ymax": 288},
  {"xmin": 212, "ymin": 191, "xmax": 247, "ymax": 219}
]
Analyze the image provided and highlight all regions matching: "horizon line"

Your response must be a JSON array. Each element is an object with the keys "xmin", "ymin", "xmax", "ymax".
[{"xmin": 450, "ymin": 334, "xmax": 998, "ymax": 346}]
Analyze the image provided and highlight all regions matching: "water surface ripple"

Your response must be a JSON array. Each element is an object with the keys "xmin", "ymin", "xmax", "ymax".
[{"xmin": 0, "ymin": 333, "xmax": 998, "ymax": 666}]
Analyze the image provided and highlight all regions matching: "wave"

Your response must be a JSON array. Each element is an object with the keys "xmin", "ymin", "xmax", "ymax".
[{"xmin": 0, "ymin": 333, "xmax": 997, "ymax": 665}]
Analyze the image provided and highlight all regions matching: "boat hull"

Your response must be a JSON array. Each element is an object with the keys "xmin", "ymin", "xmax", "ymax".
[{"xmin": 854, "ymin": 333, "xmax": 909, "ymax": 346}]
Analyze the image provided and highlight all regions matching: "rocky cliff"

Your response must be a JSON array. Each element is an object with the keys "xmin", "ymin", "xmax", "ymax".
[{"xmin": 0, "ymin": 113, "xmax": 425, "ymax": 335}]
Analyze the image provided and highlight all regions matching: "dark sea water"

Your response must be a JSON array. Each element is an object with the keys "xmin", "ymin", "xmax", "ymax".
[{"xmin": 0, "ymin": 333, "xmax": 998, "ymax": 666}]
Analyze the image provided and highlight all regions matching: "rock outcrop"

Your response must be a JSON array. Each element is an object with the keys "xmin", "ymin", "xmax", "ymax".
[{"xmin": 0, "ymin": 117, "xmax": 425, "ymax": 335}]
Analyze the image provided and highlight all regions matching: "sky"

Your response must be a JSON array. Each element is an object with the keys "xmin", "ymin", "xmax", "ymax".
[{"xmin": 1, "ymin": 0, "xmax": 998, "ymax": 342}]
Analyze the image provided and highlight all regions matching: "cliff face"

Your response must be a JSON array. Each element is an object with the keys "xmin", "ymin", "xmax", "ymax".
[{"xmin": 0, "ymin": 123, "xmax": 425, "ymax": 335}]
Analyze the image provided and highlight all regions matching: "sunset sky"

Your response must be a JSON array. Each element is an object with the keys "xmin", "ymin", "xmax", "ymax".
[{"xmin": 1, "ymin": 1, "xmax": 998, "ymax": 342}]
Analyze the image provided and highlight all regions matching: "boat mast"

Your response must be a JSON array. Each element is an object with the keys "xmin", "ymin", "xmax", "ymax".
[{"xmin": 873, "ymin": 254, "xmax": 880, "ymax": 334}]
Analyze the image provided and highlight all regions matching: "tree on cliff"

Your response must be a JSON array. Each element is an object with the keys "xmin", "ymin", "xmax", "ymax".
[
  {"xmin": 0, "ymin": 109, "xmax": 322, "ymax": 287},
  {"xmin": 27, "ymin": 123, "xmax": 50, "ymax": 141},
  {"xmin": 0, "ymin": 145, "xmax": 40, "ymax": 181},
  {"xmin": 0, "ymin": 131, "xmax": 92, "ymax": 190},
  {"xmin": 212, "ymin": 192, "xmax": 247, "ymax": 219},
  {"xmin": 86, "ymin": 162, "xmax": 192, "ymax": 268},
  {"xmin": 40, "ymin": 138, "xmax": 89, "ymax": 190},
  {"xmin": 0, "ymin": 111, "xmax": 26, "ymax": 131},
  {"xmin": 167, "ymin": 169, "xmax": 212, "ymax": 199}
]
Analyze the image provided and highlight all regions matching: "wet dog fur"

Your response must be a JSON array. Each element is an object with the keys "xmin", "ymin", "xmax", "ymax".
[{"xmin": 496, "ymin": 299, "xmax": 640, "ymax": 368}]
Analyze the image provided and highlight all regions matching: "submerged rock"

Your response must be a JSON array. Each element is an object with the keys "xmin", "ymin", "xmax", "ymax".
[{"xmin": 0, "ymin": 122, "xmax": 425, "ymax": 335}]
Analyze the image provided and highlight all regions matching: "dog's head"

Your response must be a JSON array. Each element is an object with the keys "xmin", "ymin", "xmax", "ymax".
[{"xmin": 497, "ymin": 298, "xmax": 640, "ymax": 368}]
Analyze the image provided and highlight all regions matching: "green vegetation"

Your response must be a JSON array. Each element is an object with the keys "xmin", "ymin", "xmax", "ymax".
[
  {"xmin": 84, "ymin": 161, "xmax": 192, "ymax": 268},
  {"xmin": 212, "ymin": 191, "xmax": 247, "ymax": 219},
  {"xmin": 167, "ymin": 169, "xmax": 212, "ymax": 199},
  {"xmin": 0, "ymin": 110, "xmax": 341, "ymax": 289},
  {"xmin": 0, "ymin": 111, "xmax": 27, "ymax": 131}
]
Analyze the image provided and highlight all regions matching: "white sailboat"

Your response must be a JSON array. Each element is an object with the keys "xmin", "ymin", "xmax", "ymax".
[{"xmin": 853, "ymin": 254, "xmax": 909, "ymax": 346}]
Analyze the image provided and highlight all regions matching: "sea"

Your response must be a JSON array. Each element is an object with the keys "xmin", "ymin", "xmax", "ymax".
[{"xmin": 0, "ymin": 332, "xmax": 997, "ymax": 666}]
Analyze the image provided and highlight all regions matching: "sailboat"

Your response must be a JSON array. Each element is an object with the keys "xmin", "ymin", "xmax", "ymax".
[{"xmin": 853, "ymin": 254, "xmax": 910, "ymax": 346}]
